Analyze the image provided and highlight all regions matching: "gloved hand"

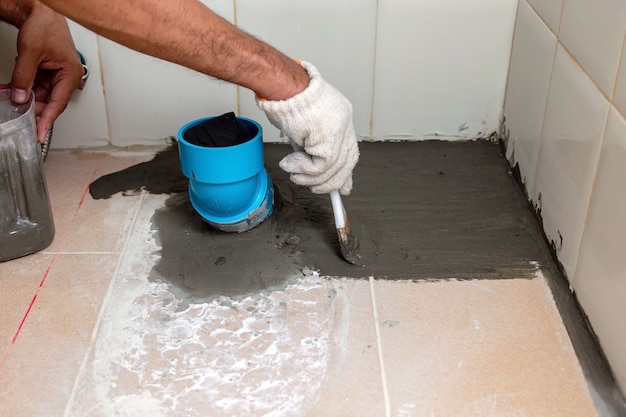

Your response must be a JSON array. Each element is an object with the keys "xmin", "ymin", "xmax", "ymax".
[{"xmin": 256, "ymin": 61, "xmax": 359, "ymax": 195}]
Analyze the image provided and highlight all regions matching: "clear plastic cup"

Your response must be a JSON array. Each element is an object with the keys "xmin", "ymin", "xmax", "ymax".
[{"xmin": 0, "ymin": 89, "xmax": 55, "ymax": 261}]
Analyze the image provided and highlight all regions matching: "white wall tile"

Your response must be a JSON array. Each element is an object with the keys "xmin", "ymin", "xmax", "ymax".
[
  {"xmin": 613, "ymin": 38, "xmax": 626, "ymax": 117},
  {"xmin": 526, "ymin": 0, "xmax": 563, "ymax": 34},
  {"xmin": 99, "ymin": 0, "xmax": 237, "ymax": 146},
  {"xmin": 573, "ymin": 106, "xmax": 626, "ymax": 392},
  {"xmin": 236, "ymin": 0, "xmax": 377, "ymax": 142},
  {"xmin": 503, "ymin": 0, "xmax": 557, "ymax": 195},
  {"xmin": 0, "ymin": 24, "xmax": 17, "ymax": 83},
  {"xmin": 51, "ymin": 21, "xmax": 109, "ymax": 149},
  {"xmin": 373, "ymin": 0, "xmax": 518, "ymax": 140},
  {"xmin": 559, "ymin": 0, "xmax": 626, "ymax": 98},
  {"xmin": 533, "ymin": 45, "xmax": 609, "ymax": 281},
  {"xmin": 0, "ymin": 21, "xmax": 109, "ymax": 148},
  {"xmin": 3, "ymin": 0, "xmax": 521, "ymax": 146}
]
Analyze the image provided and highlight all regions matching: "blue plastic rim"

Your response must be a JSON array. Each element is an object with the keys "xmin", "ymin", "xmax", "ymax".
[{"xmin": 177, "ymin": 116, "xmax": 274, "ymax": 233}]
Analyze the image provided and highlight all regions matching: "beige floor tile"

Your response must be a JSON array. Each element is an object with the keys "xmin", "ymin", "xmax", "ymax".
[
  {"xmin": 0, "ymin": 253, "xmax": 53, "ymax": 352},
  {"xmin": 374, "ymin": 278, "xmax": 598, "ymax": 417},
  {"xmin": 69, "ymin": 271, "xmax": 348, "ymax": 416},
  {"xmin": 50, "ymin": 191, "xmax": 142, "ymax": 254},
  {"xmin": 43, "ymin": 149, "xmax": 155, "ymax": 254},
  {"xmin": 2, "ymin": 149, "xmax": 606, "ymax": 417},
  {"xmin": 305, "ymin": 279, "xmax": 387, "ymax": 417},
  {"xmin": 0, "ymin": 254, "xmax": 121, "ymax": 417},
  {"xmin": 66, "ymin": 190, "xmax": 386, "ymax": 417}
]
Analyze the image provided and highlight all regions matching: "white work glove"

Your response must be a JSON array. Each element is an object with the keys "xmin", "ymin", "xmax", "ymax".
[{"xmin": 256, "ymin": 61, "xmax": 359, "ymax": 195}]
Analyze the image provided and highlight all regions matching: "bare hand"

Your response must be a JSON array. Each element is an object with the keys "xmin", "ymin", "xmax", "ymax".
[{"xmin": 10, "ymin": 3, "xmax": 83, "ymax": 143}]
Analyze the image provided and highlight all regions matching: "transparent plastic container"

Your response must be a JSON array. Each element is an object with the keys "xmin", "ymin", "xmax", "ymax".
[{"xmin": 0, "ymin": 89, "xmax": 55, "ymax": 262}]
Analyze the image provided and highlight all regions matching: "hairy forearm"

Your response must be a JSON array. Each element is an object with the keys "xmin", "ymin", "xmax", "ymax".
[
  {"xmin": 39, "ymin": 0, "xmax": 308, "ymax": 100},
  {"xmin": 0, "ymin": 0, "xmax": 36, "ymax": 27}
]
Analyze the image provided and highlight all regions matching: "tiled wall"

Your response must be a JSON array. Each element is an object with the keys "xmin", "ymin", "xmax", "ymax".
[
  {"xmin": 0, "ymin": 0, "xmax": 517, "ymax": 146},
  {"xmin": 503, "ymin": 0, "xmax": 626, "ymax": 393}
]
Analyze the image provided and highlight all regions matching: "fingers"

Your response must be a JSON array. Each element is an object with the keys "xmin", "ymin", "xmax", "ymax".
[
  {"xmin": 309, "ymin": 174, "xmax": 353, "ymax": 195},
  {"xmin": 338, "ymin": 176, "xmax": 353, "ymax": 195},
  {"xmin": 280, "ymin": 137, "xmax": 359, "ymax": 195},
  {"xmin": 11, "ymin": 52, "xmax": 37, "ymax": 104},
  {"xmin": 11, "ymin": 4, "xmax": 84, "ymax": 142},
  {"xmin": 36, "ymin": 74, "xmax": 77, "ymax": 142},
  {"xmin": 13, "ymin": 62, "xmax": 79, "ymax": 142},
  {"xmin": 279, "ymin": 151, "xmax": 324, "ymax": 175}
]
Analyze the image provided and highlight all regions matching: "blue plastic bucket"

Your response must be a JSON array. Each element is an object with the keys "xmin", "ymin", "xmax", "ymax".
[{"xmin": 177, "ymin": 116, "xmax": 274, "ymax": 232}]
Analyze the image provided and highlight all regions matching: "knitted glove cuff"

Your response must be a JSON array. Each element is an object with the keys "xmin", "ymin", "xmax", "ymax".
[{"xmin": 255, "ymin": 61, "xmax": 324, "ymax": 123}]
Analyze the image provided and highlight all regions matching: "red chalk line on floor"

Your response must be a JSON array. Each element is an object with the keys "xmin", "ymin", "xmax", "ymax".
[{"xmin": 0, "ymin": 169, "xmax": 97, "ymax": 369}]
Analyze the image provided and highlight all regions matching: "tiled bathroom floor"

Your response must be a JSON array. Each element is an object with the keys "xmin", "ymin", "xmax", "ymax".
[{"xmin": 0, "ymin": 147, "xmax": 603, "ymax": 416}]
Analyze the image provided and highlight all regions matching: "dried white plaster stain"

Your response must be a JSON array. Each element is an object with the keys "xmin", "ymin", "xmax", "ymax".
[
  {"xmin": 67, "ymin": 195, "xmax": 343, "ymax": 417},
  {"xmin": 81, "ymin": 278, "xmax": 336, "ymax": 417}
]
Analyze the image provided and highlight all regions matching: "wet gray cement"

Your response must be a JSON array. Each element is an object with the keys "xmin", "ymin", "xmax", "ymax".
[
  {"xmin": 90, "ymin": 140, "xmax": 626, "ymax": 414},
  {"xmin": 91, "ymin": 140, "xmax": 552, "ymax": 302}
]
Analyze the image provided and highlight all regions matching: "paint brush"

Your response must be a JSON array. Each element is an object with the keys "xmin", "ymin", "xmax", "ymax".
[
  {"xmin": 288, "ymin": 142, "xmax": 362, "ymax": 265},
  {"xmin": 330, "ymin": 190, "xmax": 362, "ymax": 266}
]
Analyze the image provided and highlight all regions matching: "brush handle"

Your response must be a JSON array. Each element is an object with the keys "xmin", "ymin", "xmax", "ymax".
[
  {"xmin": 288, "ymin": 143, "xmax": 346, "ymax": 229},
  {"xmin": 330, "ymin": 190, "xmax": 346, "ymax": 229}
]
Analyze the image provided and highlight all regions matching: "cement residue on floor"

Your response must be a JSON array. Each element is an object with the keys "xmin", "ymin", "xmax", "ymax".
[
  {"xmin": 90, "ymin": 140, "xmax": 552, "ymax": 302},
  {"xmin": 82, "ymin": 140, "xmax": 626, "ymax": 414},
  {"xmin": 66, "ymin": 196, "xmax": 345, "ymax": 417}
]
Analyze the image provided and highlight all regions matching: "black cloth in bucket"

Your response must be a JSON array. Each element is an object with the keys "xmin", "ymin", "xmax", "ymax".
[{"xmin": 183, "ymin": 112, "xmax": 252, "ymax": 147}]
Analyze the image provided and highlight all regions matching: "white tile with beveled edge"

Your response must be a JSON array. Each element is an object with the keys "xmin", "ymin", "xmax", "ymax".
[
  {"xmin": 0, "ymin": 24, "xmax": 17, "ymax": 83},
  {"xmin": 613, "ymin": 38, "xmax": 626, "ymax": 118},
  {"xmin": 533, "ymin": 45, "xmax": 609, "ymax": 281},
  {"xmin": 373, "ymin": 0, "xmax": 517, "ymax": 140},
  {"xmin": 51, "ymin": 20, "xmax": 110, "ymax": 149},
  {"xmin": 98, "ymin": 0, "xmax": 237, "ymax": 146},
  {"xmin": 559, "ymin": 0, "xmax": 626, "ymax": 98},
  {"xmin": 526, "ymin": 0, "xmax": 564, "ymax": 34},
  {"xmin": 573, "ymin": 106, "xmax": 626, "ymax": 392},
  {"xmin": 236, "ymin": 0, "xmax": 377, "ymax": 141},
  {"xmin": 503, "ymin": 0, "xmax": 557, "ymax": 196}
]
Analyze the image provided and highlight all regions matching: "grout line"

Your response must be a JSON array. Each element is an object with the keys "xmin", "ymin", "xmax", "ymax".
[
  {"xmin": 233, "ymin": 0, "xmax": 241, "ymax": 115},
  {"xmin": 525, "ymin": 0, "xmax": 558, "ymax": 38},
  {"xmin": 63, "ymin": 190, "xmax": 146, "ymax": 417},
  {"xmin": 527, "ymin": 0, "xmax": 625, "ymax": 115},
  {"xmin": 43, "ymin": 251, "xmax": 121, "ymax": 255},
  {"xmin": 558, "ymin": 0, "xmax": 566, "ymax": 37},
  {"xmin": 501, "ymin": 0, "xmax": 522, "ymax": 114},
  {"xmin": 528, "ymin": 16, "xmax": 561, "ymax": 201},
  {"xmin": 369, "ymin": 276, "xmax": 391, "ymax": 417},
  {"xmin": 369, "ymin": 0, "xmax": 380, "ymax": 137},
  {"xmin": 0, "ymin": 169, "xmax": 97, "ymax": 370},
  {"xmin": 94, "ymin": 36, "xmax": 113, "ymax": 144},
  {"xmin": 610, "ymin": 23, "xmax": 626, "ymax": 102},
  {"xmin": 571, "ymin": 103, "xmax": 612, "ymax": 289}
]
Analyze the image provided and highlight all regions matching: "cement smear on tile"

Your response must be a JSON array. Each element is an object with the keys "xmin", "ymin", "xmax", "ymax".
[
  {"xmin": 90, "ymin": 141, "xmax": 552, "ymax": 303},
  {"xmin": 68, "ymin": 194, "xmax": 344, "ymax": 417}
]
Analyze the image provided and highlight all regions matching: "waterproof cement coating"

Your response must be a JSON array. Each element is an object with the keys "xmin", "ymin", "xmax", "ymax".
[
  {"xmin": 90, "ymin": 140, "xmax": 553, "ymax": 304},
  {"xmin": 87, "ymin": 140, "xmax": 626, "ymax": 413}
]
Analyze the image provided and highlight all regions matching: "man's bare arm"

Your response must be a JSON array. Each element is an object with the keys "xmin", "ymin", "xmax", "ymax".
[
  {"xmin": 39, "ymin": 0, "xmax": 309, "ymax": 100},
  {"xmin": 0, "ymin": 0, "xmax": 34, "ymax": 27}
]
